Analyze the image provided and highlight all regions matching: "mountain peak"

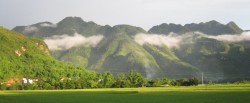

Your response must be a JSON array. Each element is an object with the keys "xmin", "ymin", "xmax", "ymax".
[
  {"xmin": 60, "ymin": 16, "xmax": 85, "ymax": 23},
  {"xmin": 113, "ymin": 24, "xmax": 146, "ymax": 35},
  {"xmin": 148, "ymin": 23, "xmax": 189, "ymax": 34},
  {"xmin": 206, "ymin": 20, "xmax": 220, "ymax": 24},
  {"xmin": 149, "ymin": 20, "xmax": 243, "ymax": 35},
  {"xmin": 226, "ymin": 21, "xmax": 243, "ymax": 34},
  {"xmin": 184, "ymin": 20, "xmax": 243, "ymax": 35},
  {"xmin": 30, "ymin": 22, "xmax": 56, "ymax": 28},
  {"xmin": 227, "ymin": 21, "xmax": 236, "ymax": 25},
  {"xmin": 57, "ymin": 16, "xmax": 86, "ymax": 27}
]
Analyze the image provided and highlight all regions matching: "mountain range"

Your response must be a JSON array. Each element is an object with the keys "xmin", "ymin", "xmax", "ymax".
[{"xmin": 12, "ymin": 17, "xmax": 250, "ymax": 81}]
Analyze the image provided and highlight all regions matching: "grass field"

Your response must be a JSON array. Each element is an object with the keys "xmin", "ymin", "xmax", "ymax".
[{"xmin": 1, "ymin": 84, "xmax": 250, "ymax": 103}]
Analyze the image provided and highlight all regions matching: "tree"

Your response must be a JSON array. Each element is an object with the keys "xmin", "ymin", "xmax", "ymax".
[
  {"xmin": 127, "ymin": 70, "xmax": 135, "ymax": 87},
  {"xmin": 59, "ymin": 82, "xmax": 66, "ymax": 89},
  {"xmin": 23, "ymin": 83, "xmax": 35, "ymax": 90},
  {"xmin": 65, "ymin": 79, "xmax": 75, "ymax": 89},
  {"xmin": 0, "ymin": 84, "xmax": 7, "ymax": 90},
  {"xmin": 113, "ymin": 73, "xmax": 127, "ymax": 88},
  {"xmin": 48, "ymin": 78, "xmax": 56, "ymax": 86},
  {"xmin": 161, "ymin": 78, "xmax": 170, "ymax": 86},
  {"xmin": 102, "ymin": 72, "xmax": 115, "ymax": 88},
  {"xmin": 147, "ymin": 79, "xmax": 162, "ymax": 87},
  {"xmin": 188, "ymin": 78, "xmax": 199, "ymax": 86},
  {"xmin": 75, "ymin": 80, "xmax": 82, "ymax": 89},
  {"xmin": 134, "ymin": 73, "xmax": 146, "ymax": 87},
  {"xmin": 43, "ymin": 83, "xmax": 51, "ymax": 90}
]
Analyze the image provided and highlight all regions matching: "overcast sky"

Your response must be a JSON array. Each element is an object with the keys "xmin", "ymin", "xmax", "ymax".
[{"xmin": 0, "ymin": 0, "xmax": 249, "ymax": 30}]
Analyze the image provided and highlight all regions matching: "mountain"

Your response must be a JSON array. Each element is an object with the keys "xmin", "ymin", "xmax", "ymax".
[
  {"xmin": 148, "ymin": 23, "xmax": 190, "ymax": 34},
  {"xmin": 149, "ymin": 20, "xmax": 243, "ymax": 35},
  {"xmin": 12, "ymin": 17, "xmax": 250, "ymax": 81},
  {"xmin": 173, "ymin": 34, "xmax": 250, "ymax": 81},
  {"xmin": 13, "ymin": 17, "xmax": 200, "ymax": 79},
  {"xmin": 13, "ymin": 17, "xmax": 103, "ymax": 38},
  {"xmin": 0, "ymin": 27, "xmax": 92, "ymax": 83}
]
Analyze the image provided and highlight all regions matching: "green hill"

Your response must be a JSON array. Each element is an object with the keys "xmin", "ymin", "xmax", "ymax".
[
  {"xmin": 0, "ymin": 27, "xmax": 92, "ymax": 83},
  {"xmin": 174, "ymin": 37, "xmax": 250, "ymax": 81}
]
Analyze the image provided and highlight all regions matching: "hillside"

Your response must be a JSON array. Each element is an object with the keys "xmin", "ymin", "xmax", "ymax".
[
  {"xmin": 12, "ymin": 17, "xmax": 250, "ymax": 81},
  {"xmin": 0, "ymin": 27, "xmax": 92, "ymax": 84}
]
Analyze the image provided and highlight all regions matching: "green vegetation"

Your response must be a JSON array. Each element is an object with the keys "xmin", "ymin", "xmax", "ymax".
[
  {"xmin": 3, "ymin": 17, "xmax": 250, "ymax": 103},
  {"xmin": 12, "ymin": 17, "xmax": 250, "ymax": 81},
  {"xmin": 0, "ymin": 69, "xmax": 199, "ymax": 90},
  {"xmin": 0, "ymin": 26, "xmax": 200, "ymax": 90},
  {"xmin": 1, "ymin": 84, "xmax": 250, "ymax": 103},
  {"xmin": 175, "ymin": 37, "xmax": 250, "ymax": 82},
  {"xmin": 0, "ymin": 27, "xmax": 93, "ymax": 89},
  {"xmin": 12, "ymin": 17, "xmax": 200, "ymax": 78}
]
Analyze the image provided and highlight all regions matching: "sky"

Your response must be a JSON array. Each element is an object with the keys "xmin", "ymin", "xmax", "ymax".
[{"xmin": 0, "ymin": 0, "xmax": 250, "ymax": 30}]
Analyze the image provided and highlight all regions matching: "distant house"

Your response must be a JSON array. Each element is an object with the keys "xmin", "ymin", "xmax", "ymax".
[
  {"xmin": 28, "ymin": 79, "xmax": 33, "ymax": 84},
  {"xmin": 22, "ymin": 78, "xmax": 28, "ymax": 84},
  {"xmin": 22, "ymin": 78, "xmax": 34, "ymax": 84}
]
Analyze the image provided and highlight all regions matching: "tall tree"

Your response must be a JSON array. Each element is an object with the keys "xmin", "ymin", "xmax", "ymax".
[{"xmin": 102, "ymin": 71, "xmax": 114, "ymax": 88}]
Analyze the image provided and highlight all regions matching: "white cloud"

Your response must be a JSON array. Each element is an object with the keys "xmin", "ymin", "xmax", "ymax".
[
  {"xmin": 40, "ymin": 23, "xmax": 57, "ymax": 28},
  {"xmin": 44, "ymin": 33, "xmax": 104, "ymax": 50},
  {"xmin": 134, "ymin": 32, "xmax": 250, "ymax": 49},
  {"xmin": 134, "ymin": 33, "xmax": 182, "ymax": 49},
  {"xmin": 134, "ymin": 32, "xmax": 204, "ymax": 49},
  {"xmin": 208, "ymin": 32, "xmax": 250, "ymax": 42}
]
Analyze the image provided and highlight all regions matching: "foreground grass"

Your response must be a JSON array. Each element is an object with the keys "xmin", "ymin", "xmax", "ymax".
[{"xmin": 1, "ymin": 84, "xmax": 250, "ymax": 103}]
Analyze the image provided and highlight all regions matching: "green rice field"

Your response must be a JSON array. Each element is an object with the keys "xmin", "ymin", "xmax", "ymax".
[{"xmin": 1, "ymin": 84, "xmax": 250, "ymax": 103}]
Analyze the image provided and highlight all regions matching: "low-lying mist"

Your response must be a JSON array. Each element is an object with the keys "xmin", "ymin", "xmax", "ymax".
[
  {"xmin": 134, "ymin": 32, "xmax": 204, "ymax": 49},
  {"xmin": 44, "ymin": 31, "xmax": 250, "ymax": 52},
  {"xmin": 134, "ymin": 32, "xmax": 250, "ymax": 49},
  {"xmin": 40, "ymin": 23, "xmax": 57, "ymax": 28},
  {"xmin": 208, "ymin": 32, "xmax": 250, "ymax": 43},
  {"xmin": 44, "ymin": 33, "xmax": 104, "ymax": 50}
]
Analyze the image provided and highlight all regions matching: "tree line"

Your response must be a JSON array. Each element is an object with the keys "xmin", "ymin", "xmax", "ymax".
[{"xmin": 0, "ymin": 70, "xmax": 199, "ymax": 90}]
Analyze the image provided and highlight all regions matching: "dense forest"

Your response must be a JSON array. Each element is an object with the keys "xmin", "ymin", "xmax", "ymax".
[{"xmin": 0, "ymin": 70, "xmax": 200, "ymax": 90}]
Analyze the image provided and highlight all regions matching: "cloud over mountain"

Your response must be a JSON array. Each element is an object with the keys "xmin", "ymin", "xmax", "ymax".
[
  {"xmin": 12, "ymin": 17, "xmax": 250, "ymax": 80},
  {"xmin": 208, "ymin": 32, "xmax": 250, "ymax": 43},
  {"xmin": 134, "ymin": 32, "xmax": 205, "ymax": 49},
  {"xmin": 44, "ymin": 33, "xmax": 104, "ymax": 50},
  {"xmin": 134, "ymin": 33, "xmax": 183, "ymax": 49},
  {"xmin": 40, "ymin": 23, "xmax": 57, "ymax": 28}
]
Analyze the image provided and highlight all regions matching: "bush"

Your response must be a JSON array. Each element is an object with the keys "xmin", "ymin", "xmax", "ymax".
[{"xmin": 188, "ymin": 78, "xmax": 199, "ymax": 86}]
